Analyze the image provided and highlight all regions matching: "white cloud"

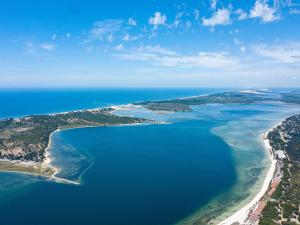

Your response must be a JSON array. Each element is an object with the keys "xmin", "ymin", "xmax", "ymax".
[
  {"xmin": 128, "ymin": 18, "xmax": 137, "ymax": 26},
  {"xmin": 25, "ymin": 42, "xmax": 35, "ymax": 55},
  {"xmin": 250, "ymin": 0, "xmax": 279, "ymax": 23},
  {"xmin": 108, "ymin": 33, "xmax": 114, "ymax": 42},
  {"xmin": 202, "ymin": 8, "xmax": 231, "ymax": 26},
  {"xmin": 211, "ymin": 0, "xmax": 218, "ymax": 10},
  {"xmin": 114, "ymin": 44, "xmax": 124, "ymax": 51},
  {"xmin": 122, "ymin": 33, "xmax": 140, "ymax": 41},
  {"xmin": 122, "ymin": 33, "xmax": 130, "ymax": 41},
  {"xmin": 138, "ymin": 45, "xmax": 176, "ymax": 55},
  {"xmin": 234, "ymin": 38, "xmax": 241, "ymax": 45},
  {"xmin": 235, "ymin": 9, "xmax": 248, "ymax": 20},
  {"xmin": 273, "ymin": 0, "xmax": 294, "ymax": 8},
  {"xmin": 149, "ymin": 12, "xmax": 167, "ymax": 28},
  {"xmin": 194, "ymin": 9, "xmax": 200, "ymax": 20},
  {"xmin": 90, "ymin": 20, "xmax": 122, "ymax": 41},
  {"xmin": 173, "ymin": 19, "xmax": 180, "ymax": 28},
  {"xmin": 87, "ymin": 46, "xmax": 94, "ymax": 53},
  {"xmin": 40, "ymin": 43, "xmax": 56, "ymax": 51},
  {"xmin": 185, "ymin": 21, "xmax": 192, "ymax": 30},
  {"xmin": 234, "ymin": 38, "xmax": 246, "ymax": 52},
  {"xmin": 289, "ymin": 8, "xmax": 300, "ymax": 14},
  {"xmin": 115, "ymin": 45, "xmax": 239, "ymax": 69},
  {"xmin": 173, "ymin": 11, "xmax": 183, "ymax": 28},
  {"xmin": 253, "ymin": 43, "xmax": 300, "ymax": 64}
]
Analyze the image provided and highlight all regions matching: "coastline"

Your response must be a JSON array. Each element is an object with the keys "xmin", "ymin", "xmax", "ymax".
[
  {"xmin": 0, "ymin": 128, "xmax": 80, "ymax": 185},
  {"xmin": 0, "ymin": 111, "xmax": 150, "ymax": 185},
  {"xmin": 218, "ymin": 122, "xmax": 281, "ymax": 225},
  {"xmin": 0, "ymin": 96, "xmax": 298, "ymax": 218}
]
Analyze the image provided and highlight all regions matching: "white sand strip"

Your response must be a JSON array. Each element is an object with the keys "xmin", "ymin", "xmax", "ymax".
[{"xmin": 218, "ymin": 128, "xmax": 277, "ymax": 225}]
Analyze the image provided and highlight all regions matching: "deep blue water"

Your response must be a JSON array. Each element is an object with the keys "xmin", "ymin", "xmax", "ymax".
[
  {"xmin": 0, "ymin": 121, "xmax": 236, "ymax": 225},
  {"xmin": 0, "ymin": 88, "xmax": 228, "ymax": 118},
  {"xmin": 1, "ymin": 88, "xmax": 297, "ymax": 225},
  {"xmin": 0, "ymin": 88, "xmax": 236, "ymax": 225}
]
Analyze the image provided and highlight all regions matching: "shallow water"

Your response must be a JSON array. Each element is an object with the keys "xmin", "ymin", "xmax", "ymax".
[
  {"xmin": 0, "ymin": 89, "xmax": 299, "ymax": 225},
  {"xmin": 0, "ymin": 88, "xmax": 225, "ymax": 119}
]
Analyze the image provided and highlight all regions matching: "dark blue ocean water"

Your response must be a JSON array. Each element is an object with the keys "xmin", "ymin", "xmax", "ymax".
[
  {"xmin": 0, "ymin": 88, "xmax": 228, "ymax": 118},
  {"xmin": 0, "ymin": 88, "xmax": 236, "ymax": 225},
  {"xmin": 1, "ymin": 88, "xmax": 297, "ymax": 225},
  {"xmin": 0, "ymin": 121, "xmax": 236, "ymax": 225}
]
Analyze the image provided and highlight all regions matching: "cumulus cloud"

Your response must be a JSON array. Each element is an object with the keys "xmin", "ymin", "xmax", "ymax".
[
  {"xmin": 240, "ymin": 46, "xmax": 246, "ymax": 52},
  {"xmin": 185, "ymin": 21, "xmax": 192, "ymax": 30},
  {"xmin": 235, "ymin": 9, "xmax": 248, "ymax": 20},
  {"xmin": 149, "ymin": 12, "xmax": 167, "ymax": 28},
  {"xmin": 90, "ymin": 19, "xmax": 123, "ymax": 41},
  {"xmin": 128, "ymin": 18, "xmax": 137, "ymax": 26},
  {"xmin": 122, "ymin": 33, "xmax": 140, "ymax": 41},
  {"xmin": 122, "ymin": 33, "xmax": 131, "ymax": 41},
  {"xmin": 108, "ymin": 33, "xmax": 114, "ymax": 42},
  {"xmin": 115, "ymin": 45, "xmax": 239, "ymax": 69},
  {"xmin": 40, "ymin": 43, "xmax": 56, "ymax": 51},
  {"xmin": 253, "ymin": 43, "xmax": 300, "ymax": 64},
  {"xmin": 289, "ymin": 8, "xmax": 300, "ymax": 14},
  {"xmin": 202, "ymin": 8, "xmax": 231, "ymax": 26},
  {"xmin": 194, "ymin": 9, "xmax": 200, "ymax": 20},
  {"xmin": 114, "ymin": 44, "xmax": 124, "ymax": 51},
  {"xmin": 234, "ymin": 38, "xmax": 246, "ymax": 52},
  {"xmin": 211, "ymin": 0, "xmax": 218, "ymax": 10},
  {"xmin": 173, "ymin": 12, "xmax": 183, "ymax": 28},
  {"xmin": 250, "ymin": 0, "xmax": 280, "ymax": 23}
]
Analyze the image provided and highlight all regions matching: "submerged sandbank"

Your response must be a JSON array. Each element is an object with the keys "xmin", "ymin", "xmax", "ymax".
[{"xmin": 218, "ymin": 120, "xmax": 285, "ymax": 225}]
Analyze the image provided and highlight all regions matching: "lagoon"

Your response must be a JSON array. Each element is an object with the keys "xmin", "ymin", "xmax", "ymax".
[{"xmin": 0, "ymin": 88, "xmax": 299, "ymax": 225}]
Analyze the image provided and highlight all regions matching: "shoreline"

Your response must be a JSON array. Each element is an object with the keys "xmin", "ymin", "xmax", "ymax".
[
  {"xmin": 0, "ymin": 97, "xmax": 296, "ymax": 207},
  {"xmin": 218, "ymin": 121, "xmax": 281, "ymax": 225},
  {"xmin": 0, "ymin": 117, "xmax": 151, "ymax": 185},
  {"xmin": 0, "ymin": 128, "xmax": 80, "ymax": 185},
  {"xmin": 0, "ymin": 101, "xmax": 151, "ymax": 184}
]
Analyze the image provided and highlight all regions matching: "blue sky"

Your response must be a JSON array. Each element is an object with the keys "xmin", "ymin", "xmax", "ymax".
[{"xmin": 0, "ymin": 0, "xmax": 300, "ymax": 87}]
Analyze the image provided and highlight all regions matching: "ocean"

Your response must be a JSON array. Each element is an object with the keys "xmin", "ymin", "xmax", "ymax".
[{"xmin": 0, "ymin": 88, "xmax": 299, "ymax": 225}]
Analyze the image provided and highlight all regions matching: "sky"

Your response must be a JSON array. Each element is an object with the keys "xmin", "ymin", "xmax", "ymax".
[{"xmin": 0, "ymin": 0, "xmax": 300, "ymax": 88}]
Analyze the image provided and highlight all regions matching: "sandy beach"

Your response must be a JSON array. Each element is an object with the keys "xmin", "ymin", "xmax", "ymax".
[
  {"xmin": 0, "ymin": 117, "xmax": 149, "ymax": 185},
  {"xmin": 218, "ymin": 124, "xmax": 280, "ymax": 225},
  {"xmin": 0, "ymin": 127, "xmax": 80, "ymax": 185},
  {"xmin": 42, "ymin": 129, "xmax": 80, "ymax": 185}
]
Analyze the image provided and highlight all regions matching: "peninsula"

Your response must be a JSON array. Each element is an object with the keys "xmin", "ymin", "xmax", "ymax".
[
  {"xmin": 137, "ymin": 90, "xmax": 300, "ymax": 112},
  {"xmin": 0, "ymin": 88, "xmax": 299, "ymax": 214},
  {"xmin": 0, "ymin": 108, "xmax": 145, "ymax": 182}
]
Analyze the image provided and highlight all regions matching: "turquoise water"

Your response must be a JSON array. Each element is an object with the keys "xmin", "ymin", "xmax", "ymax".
[
  {"xmin": 0, "ymin": 89, "xmax": 299, "ymax": 225},
  {"xmin": 0, "ymin": 88, "xmax": 226, "ymax": 119}
]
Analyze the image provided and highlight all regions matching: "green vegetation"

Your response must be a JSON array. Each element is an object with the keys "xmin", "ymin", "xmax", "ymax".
[
  {"xmin": 260, "ymin": 114, "xmax": 300, "ymax": 224},
  {"xmin": 138, "ymin": 92, "xmax": 266, "ymax": 111},
  {"xmin": 137, "ymin": 90, "xmax": 300, "ymax": 112},
  {"xmin": 0, "ymin": 108, "xmax": 145, "ymax": 162}
]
